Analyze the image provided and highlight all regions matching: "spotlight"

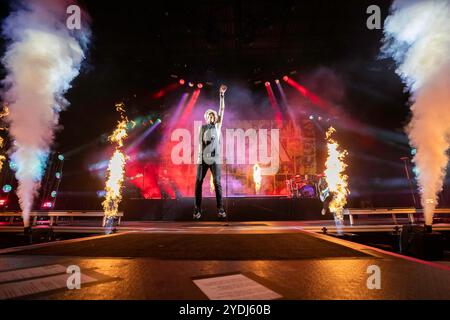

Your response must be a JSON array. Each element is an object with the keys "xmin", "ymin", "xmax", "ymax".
[
  {"xmin": 179, "ymin": 79, "xmax": 185, "ymax": 85},
  {"xmin": 42, "ymin": 201, "xmax": 53, "ymax": 209},
  {"xmin": 282, "ymin": 75, "xmax": 289, "ymax": 82},
  {"xmin": 318, "ymin": 116, "xmax": 323, "ymax": 121},
  {"xmin": 9, "ymin": 161, "xmax": 17, "ymax": 171},
  {"xmin": 97, "ymin": 190, "xmax": 106, "ymax": 198},
  {"xmin": 265, "ymin": 81, "xmax": 270, "ymax": 87},
  {"xmin": 58, "ymin": 154, "xmax": 64, "ymax": 161},
  {"xmin": 55, "ymin": 172, "xmax": 62, "ymax": 179},
  {"xmin": 309, "ymin": 115, "xmax": 314, "ymax": 120},
  {"xmin": 188, "ymin": 82, "xmax": 194, "ymax": 87},
  {"xmin": 0, "ymin": 199, "xmax": 7, "ymax": 207},
  {"xmin": 275, "ymin": 79, "xmax": 280, "ymax": 84},
  {"xmin": 51, "ymin": 191, "xmax": 57, "ymax": 198},
  {"xmin": 2, "ymin": 184, "xmax": 12, "ymax": 193},
  {"xmin": 197, "ymin": 83, "xmax": 203, "ymax": 89}
]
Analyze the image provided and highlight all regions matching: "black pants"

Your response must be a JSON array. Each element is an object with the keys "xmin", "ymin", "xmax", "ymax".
[{"xmin": 195, "ymin": 162, "xmax": 223, "ymax": 209}]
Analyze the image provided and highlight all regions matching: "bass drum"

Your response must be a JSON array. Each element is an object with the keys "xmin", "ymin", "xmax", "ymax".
[{"xmin": 299, "ymin": 184, "xmax": 316, "ymax": 198}]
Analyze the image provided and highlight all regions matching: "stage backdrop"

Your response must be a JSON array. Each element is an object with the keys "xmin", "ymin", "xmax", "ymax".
[{"xmin": 126, "ymin": 118, "xmax": 316, "ymax": 199}]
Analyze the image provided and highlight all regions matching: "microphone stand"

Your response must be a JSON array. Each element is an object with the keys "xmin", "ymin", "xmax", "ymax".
[{"xmin": 400, "ymin": 157, "xmax": 418, "ymax": 209}]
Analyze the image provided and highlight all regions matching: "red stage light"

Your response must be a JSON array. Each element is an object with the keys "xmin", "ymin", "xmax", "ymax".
[
  {"xmin": 0, "ymin": 199, "xmax": 6, "ymax": 206},
  {"xmin": 282, "ymin": 75, "xmax": 289, "ymax": 82},
  {"xmin": 152, "ymin": 82, "xmax": 179, "ymax": 99},
  {"xmin": 197, "ymin": 83, "xmax": 203, "ymax": 89},
  {"xmin": 179, "ymin": 89, "xmax": 201, "ymax": 125},
  {"xmin": 285, "ymin": 77, "xmax": 330, "ymax": 111},
  {"xmin": 179, "ymin": 79, "xmax": 185, "ymax": 85},
  {"xmin": 265, "ymin": 81, "xmax": 270, "ymax": 87},
  {"xmin": 42, "ymin": 201, "xmax": 53, "ymax": 209},
  {"xmin": 265, "ymin": 84, "xmax": 283, "ymax": 126}
]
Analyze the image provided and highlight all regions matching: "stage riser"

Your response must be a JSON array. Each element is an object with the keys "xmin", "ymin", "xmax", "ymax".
[{"xmin": 123, "ymin": 198, "xmax": 325, "ymax": 221}]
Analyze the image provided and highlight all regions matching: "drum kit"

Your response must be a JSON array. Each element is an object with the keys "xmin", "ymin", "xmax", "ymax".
[{"xmin": 286, "ymin": 174, "xmax": 323, "ymax": 199}]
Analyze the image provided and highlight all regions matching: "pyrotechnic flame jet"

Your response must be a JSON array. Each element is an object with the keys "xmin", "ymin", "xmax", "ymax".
[
  {"xmin": 103, "ymin": 103, "xmax": 129, "ymax": 231},
  {"xmin": 0, "ymin": 106, "xmax": 9, "ymax": 172},
  {"xmin": 210, "ymin": 175, "xmax": 215, "ymax": 193},
  {"xmin": 324, "ymin": 127, "xmax": 350, "ymax": 226},
  {"xmin": 253, "ymin": 163, "xmax": 262, "ymax": 194}
]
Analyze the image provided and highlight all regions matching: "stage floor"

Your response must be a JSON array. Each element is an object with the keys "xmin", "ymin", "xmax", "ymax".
[
  {"xmin": 1, "ymin": 222, "xmax": 450, "ymax": 300},
  {"xmin": 2, "ymin": 218, "xmax": 450, "ymax": 234}
]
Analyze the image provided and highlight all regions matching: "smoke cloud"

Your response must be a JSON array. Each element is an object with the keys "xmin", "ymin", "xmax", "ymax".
[
  {"xmin": 382, "ymin": 0, "xmax": 450, "ymax": 225},
  {"xmin": 1, "ymin": 0, "xmax": 90, "ymax": 226}
]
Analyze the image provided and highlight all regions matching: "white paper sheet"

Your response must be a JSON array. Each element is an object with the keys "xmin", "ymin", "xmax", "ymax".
[
  {"xmin": 193, "ymin": 273, "xmax": 282, "ymax": 300},
  {"xmin": 0, "ymin": 272, "xmax": 97, "ymax": 300},
  {"xmin": 0, "ymin": 265, "xmax": 67, "ymax": 283}
]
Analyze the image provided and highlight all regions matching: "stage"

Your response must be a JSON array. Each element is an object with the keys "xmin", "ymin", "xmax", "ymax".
[
  {"xmin": 123, "ymin": 196, "xmax": 326, "ymax": 221},
  {"xmin": 1, "ymin": 221, "xmax": 450, "ymax": 300},
  {"xmin": 0, "ymin": 0, "xmax": 449, "ymax": 308}
]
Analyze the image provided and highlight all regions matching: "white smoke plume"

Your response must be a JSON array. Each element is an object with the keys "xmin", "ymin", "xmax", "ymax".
[
  {"xmin": 382, "ymin": 0, "xmax": 450, "ymax": 225},
  {"xmin": 1, "ymin": 0, "xmax": 90, "ymax": 227}
]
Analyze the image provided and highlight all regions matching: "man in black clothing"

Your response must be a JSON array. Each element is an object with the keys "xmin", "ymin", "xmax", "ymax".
[{"xmin": 194, "ymin": 84, "xmax": 227, "ymax": 220}]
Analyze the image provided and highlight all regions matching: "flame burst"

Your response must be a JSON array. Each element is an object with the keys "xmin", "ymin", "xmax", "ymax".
[
  {"xmin": 0, "ymin": 105, "xmax": 9, "ymax": 172},
  {"xmin": 324, "ymin": 127, "xmax": 349, "ymax": 220},
  {"xmin": 253, "ymin": 163, "xmax": 262, "ymax": 194},
  {"xmin": 102, "ymin": 103, "xmax": 129, "ymax": 218},
  {"xmin": 210, "ymin": 174, "xmax": 215, "ymax": 193}
]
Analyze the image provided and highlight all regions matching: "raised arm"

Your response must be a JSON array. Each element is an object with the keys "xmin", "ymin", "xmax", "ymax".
[{"xmin": 217, "ymin": 84, "xmax": 227, "ymax": 130}]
